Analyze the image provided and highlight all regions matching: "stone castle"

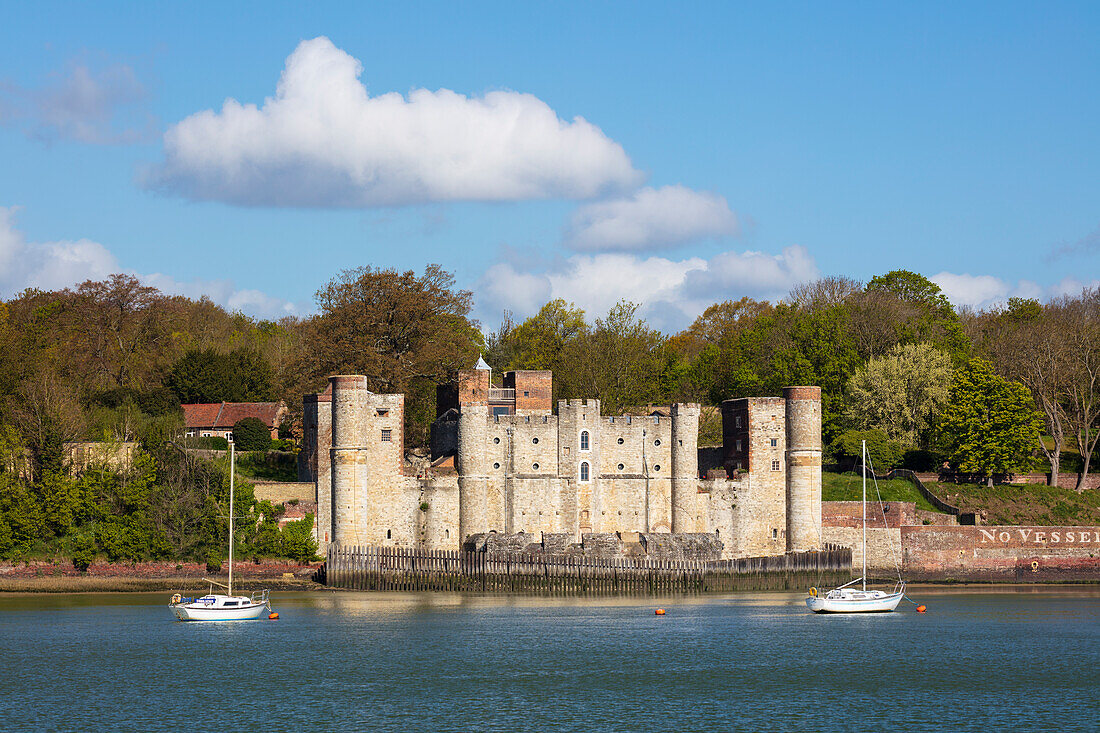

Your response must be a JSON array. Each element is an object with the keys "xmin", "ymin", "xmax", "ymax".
[{"xmin": 300, "ymin": 362, "xmax": 822, "ymax": 560}]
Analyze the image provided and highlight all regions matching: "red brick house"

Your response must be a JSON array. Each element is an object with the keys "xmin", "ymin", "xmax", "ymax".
[{"xmin": 182, "ymin": 402, "xmax": 288, "ymax": 440}]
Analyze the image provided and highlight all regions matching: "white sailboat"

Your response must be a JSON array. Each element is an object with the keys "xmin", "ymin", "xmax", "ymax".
[
  {"xmin": 807, "ymin": 440, "xmax": 905, "ymax": 614},
  {"xmin": 170, "ymin": 441, "xmax": 273, "ymax": 621}
]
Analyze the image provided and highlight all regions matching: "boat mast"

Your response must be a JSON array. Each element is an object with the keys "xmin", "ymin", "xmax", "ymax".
[
  {"xmin": 228, "ymin": 440, "xmax": 235, "ymax": 597},
  {"xmin": 858, "ymin": 440, "xmax": 866, "ymax": 589}
]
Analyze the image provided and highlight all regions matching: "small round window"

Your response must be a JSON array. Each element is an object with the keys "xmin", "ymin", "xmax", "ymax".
[
  {"xmin": 532, "ymin": 462, "xmax": 540, "ymax": 470},
  {"xmin": 653, "ymin": 464, "xmax": 661, "ymax": 471},
  {"xmin": 617, "ymin": 437, "xmax": 624, "ymax": 445},
  {"xmin": 493, "ymin": 462, "xmax": 500, "ymax": 469},
  {"xmin": 654, "ymin": 439, "xmax": 661, "ymax": 446},
  {"xmin": 617, "ymin": 463, "xmax": 624, "ymax": 471},
  {"xmin": 532, "ymin": 437, "xmax": 539, "ymax": 444},
  {"xmin": 493, "ymin": 437, "xmax": 500, "ymax": 444}
]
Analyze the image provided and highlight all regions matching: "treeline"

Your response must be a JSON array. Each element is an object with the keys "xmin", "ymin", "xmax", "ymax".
[
  {"xmin": 484, "ymin": 272, "xmax": 1100, "ymax": 488},
  {"xmin": 0, "ymin": 431, "xmax": 316, "ymax": 564},
  {"xmin": 1, "ymin": 266, "xmax": 1098, "ymax": 532}
]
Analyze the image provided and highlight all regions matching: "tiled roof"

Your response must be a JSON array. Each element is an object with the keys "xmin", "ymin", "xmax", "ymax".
[
  {"xmin": 182, "ymin": 403, "xmax": 222, "ymax": 428},
  {"xmin": 182, "ymin": 402, "xmax": 285, "ymax": 429}
]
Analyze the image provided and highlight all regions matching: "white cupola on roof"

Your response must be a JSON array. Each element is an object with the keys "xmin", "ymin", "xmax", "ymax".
[{"xmin": 475, "ymin": 355, "xmax": 491, "ymax": 371}]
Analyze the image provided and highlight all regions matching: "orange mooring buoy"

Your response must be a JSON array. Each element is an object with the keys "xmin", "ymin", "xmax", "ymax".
[
  {"xmin": 916, "ymin": 605, "xmax": 926, "ymax": 613},
  {"xmin": 268, "ymin": 612, "xmax": 280, "ymax": 620},
  {"xmin": 655, "ymin": 608, "xmax": 666, "ymax": 616}
]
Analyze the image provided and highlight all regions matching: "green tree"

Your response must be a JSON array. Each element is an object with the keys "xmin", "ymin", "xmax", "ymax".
[
  {"xmin": 167, "ymin": 348, "xmax": 274, "ymax": 404},
  {"xmin": 859, "ymin": 270, "xmax": 969, "ymax": 361},
  {"xmin": 846, "ymin": 343, "xmax": 953, "ymax": 446},
  {"xmin": 280, "ymin": 513, "xmax": 318, "ymax": 562},
  {"xmin": 939, "ymin": 358, "xmax": 1043, "ymax": 486},
  {"xmin": 298, "ymin": 264, "xmax": 483, "ymax": 448},
  {"xmin": 831, "ymin": 429, "xmax": 907, "ymax": 470},
  {"xmin": 490, "ymin": 299, "xmax": 589, "ymax": 372},
  {"xmin": 232, "ymin": 417, "xmax": 271, "ymax": 451},
  {"xmin": 556, "ymin": 301, "xmax": 666, "ymax": 414}
]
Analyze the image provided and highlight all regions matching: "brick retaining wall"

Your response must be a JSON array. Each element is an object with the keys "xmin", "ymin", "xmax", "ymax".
[{"xmin": 902, "ymin": 525, "xmax": 1100, "ymax": 582}]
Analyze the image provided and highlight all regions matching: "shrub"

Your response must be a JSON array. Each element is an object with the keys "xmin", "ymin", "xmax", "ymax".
[
  {"xmin": 206, "ymin": 557, "xmax": 222, "ymax": 573},
  {"xmin": 901, "ymin": 449, "xmax": 942, "ymax": 472},
  {"xmin": 280, "ymin": 514, "xmax": 318, "ymax": 563},
  {"xmin": 186, "ymin": 436, "xmax": 228, "ymax": 450},
  {"xmin": 232, "ymin": 417, "xmax": 270, "ymax": 451},
  {"xmin": 70, "ymin": 535, "xmax": 97, "ymax": 572},
  {"xmin": 831, "ymin": 429, "xmax": 907, "ymax": 470}
]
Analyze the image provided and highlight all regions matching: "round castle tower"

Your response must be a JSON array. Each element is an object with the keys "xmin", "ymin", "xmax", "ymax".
[
  {"xmin": 784, "ymin": 386, "xmax": 822, "ymax": 551},
  {"xmin": 330, "ymin": 375, "xmax": 372, "ymax": 545},
  {"xmin": 670, "ymin": 403, "xmax": 701, "ymax": 533},
  {"xmin": 457, "ymin": 403, "xmax": 489, "ymax": 543}
]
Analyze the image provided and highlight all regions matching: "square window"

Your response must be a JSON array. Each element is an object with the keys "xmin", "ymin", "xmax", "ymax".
[
  {"xmin": 381, "ymin": 429, "xmax": 392, "ymax": 442},
  {"xmin": 771, "ymin": 459, "xmax": 780, "ymax": 471},
  {"xmin": 770, "ymin": 438, "xmax": 778, "ymax": 447},
  {"xmin": 523, "ymin": 391, "xmax": 530, "ymax": 397},
  {"xmin": 377, "ymin": 409, "xmax": 389, "ymax": 417}
]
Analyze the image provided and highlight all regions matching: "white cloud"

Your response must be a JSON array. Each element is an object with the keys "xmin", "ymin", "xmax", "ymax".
[
  {"xmin": 0, "ymin": 207, "xmax": 118, "ymax": 293},
  {"xmin": 0, "ymin": 208, "xmax": 305, "ymax": 320},
  {"xmin": 475, "ymin": 246, "xmax": 817, "ymax": 332},
  {"xmin": 0, "ymin": 62, "xmax": 152, "ymax": 144},
  {"xmin": 141, "ymin": 273, "xmax": 307, "ymax": 320},
  {"xmin": 565, "ymin": 185, "xmax": 738, "ymax": 252},
  {"xmin": 146, "ymin": 36, "xmax": 642, "ymax": 207},
  {"xmin": 930, "ymin": 272, "xmax": 1013, "ymax": 309},
  {"xmin": 932, "ymin": 271, "xmax": 1100, "ymax": 310}
]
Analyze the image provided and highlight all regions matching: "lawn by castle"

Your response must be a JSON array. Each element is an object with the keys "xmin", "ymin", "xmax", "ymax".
[{"xmin": 823, "ymin": 471, "xmax": 1100, "ymax": 525}]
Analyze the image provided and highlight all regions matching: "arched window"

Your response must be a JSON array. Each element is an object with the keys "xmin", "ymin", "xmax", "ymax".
[
  {"xmin": 580, "ymin": 461, "xmax": 590, "ymax": 482},
  {"xmin": 580, "ymin": 430, "xmax": 590, "ymax": 451}
]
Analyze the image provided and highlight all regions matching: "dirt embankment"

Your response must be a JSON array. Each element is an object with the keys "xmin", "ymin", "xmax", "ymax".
[{"xmin": 0, "ymin": 559, "xmax": 324, "ymax": 593}]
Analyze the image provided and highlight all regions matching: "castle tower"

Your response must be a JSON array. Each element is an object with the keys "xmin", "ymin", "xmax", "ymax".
[
  {"xmin": 784, "ymin": 386, "xmax": 822, "ymax": 551},
  {"xmin": 670, "ymin": 403, "xmax": 701, "ymax": 532},
  {"xmin": 558, "ymin": 398, "xmax": 599, "ymax": 534},
  {"xmin": 330, "ymin": 375, "xmax": 371, "ymax": 545},
  {"xmin": 456, "ymin": 360, "xmax": 491, "ymax": 543},
  {"xmin": 457, "ymin": 404, "xmax": 489, "ymax": 542}
]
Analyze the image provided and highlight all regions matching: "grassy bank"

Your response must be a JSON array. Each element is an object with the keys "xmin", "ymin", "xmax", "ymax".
[
  {"xmin": 929, "ymin": 481, "xmax": 1100, "ymax": 525},
  {"xmin": 822, "ymin": 471, "xmax": 939, "ymax": 512}
]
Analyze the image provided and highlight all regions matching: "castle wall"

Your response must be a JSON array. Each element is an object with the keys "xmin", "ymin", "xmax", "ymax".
[
  {"xmin": 701, "ymin": 479, "xmax": 740, "ymax": 549},
  {"xmin": 726, "ymin": 398, "xmax": 787, "ymax": 557}
]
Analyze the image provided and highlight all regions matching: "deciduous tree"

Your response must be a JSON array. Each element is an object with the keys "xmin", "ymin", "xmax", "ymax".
[
  {"xmin": 299, "ymin": 265, "xmax": 482, "ymax": 447},
  {"xmin": 846, "ymin": 343, "xmax": 952, "ymax": 447},
  {"xmin": 939, "ymin": 358, "xmax": 1043, "ymax": 486}
]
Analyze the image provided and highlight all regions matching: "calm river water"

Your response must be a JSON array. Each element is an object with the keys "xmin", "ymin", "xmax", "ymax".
[{"xmin": 1, "ymin": 587, "xmax": 1098, "ymax": 732}]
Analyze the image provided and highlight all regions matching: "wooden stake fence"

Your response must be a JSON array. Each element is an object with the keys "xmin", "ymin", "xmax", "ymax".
[{"xmin": 321, "ymin": 544, "xmax": 852, "ymax": 594}]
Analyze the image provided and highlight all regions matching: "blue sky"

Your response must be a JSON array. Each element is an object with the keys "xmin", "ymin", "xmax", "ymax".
[{"xmin": 1, "ymin": 2, "xmax": 1097, "ymax": 331}]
